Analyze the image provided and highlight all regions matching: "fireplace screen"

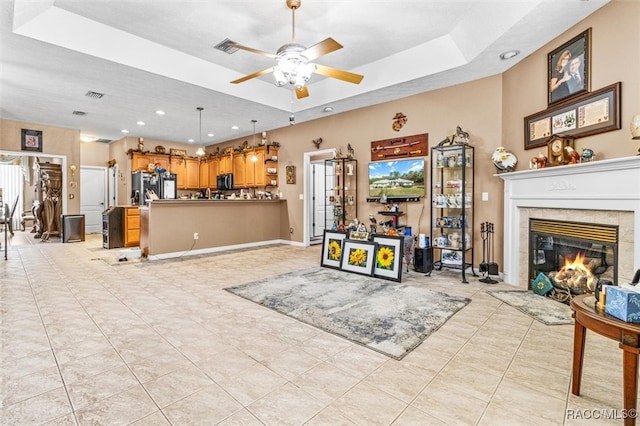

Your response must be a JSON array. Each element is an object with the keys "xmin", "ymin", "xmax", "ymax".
[{"xmin": 529, "ymin": 219, "xmax": 617, "ymax": 301}]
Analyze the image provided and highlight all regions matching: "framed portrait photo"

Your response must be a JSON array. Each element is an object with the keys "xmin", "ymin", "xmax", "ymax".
[
  {"xmin": 320, "ymin": 230, "xmax": 347, "ymax": 269},
  {"xmin": 340, "ymin": 240, "xmax": 376, "ymax": 276},
  {"xmin": 372, "ymin": 235, "xmax": 404, "ymax": 282},
  {"xmin": 21, "ymin": 129, "xmax": 43, "ymax": 152},
  {"xmin": 548, "ymin": 28, "xmax": 591, "ymax": 106}
]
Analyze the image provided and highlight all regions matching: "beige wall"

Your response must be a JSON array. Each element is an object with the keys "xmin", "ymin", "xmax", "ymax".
[
  {"xmin": 0, "ymin": 118, "xmax": 80, "ymax": 214},
  {"xmin": 1, "ymin": 1, "xmax": 637, "ymax": 269},
  {"xmin": 80, "ymin": 140, "xmax": 110, "ymax": 167}
]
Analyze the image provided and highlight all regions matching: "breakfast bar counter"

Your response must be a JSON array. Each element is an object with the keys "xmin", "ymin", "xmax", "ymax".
[{"xmin": 139, "ymin": 199, "xmax": 289, "ymax": 259}]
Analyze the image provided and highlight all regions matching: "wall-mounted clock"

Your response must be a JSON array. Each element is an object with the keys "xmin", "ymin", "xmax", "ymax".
[{"xmin": 546, "ymin": 135, "xmax": 575, "ymax": 166}]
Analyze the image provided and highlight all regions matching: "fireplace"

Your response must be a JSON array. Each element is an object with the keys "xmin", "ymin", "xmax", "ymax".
[
  {"xmin": 499, "ymin": 156, "xmax": 640, "ymax": 287},
  {"xmin": 528, "ymin": 218, "xmax": 617, "ymax": 299}
]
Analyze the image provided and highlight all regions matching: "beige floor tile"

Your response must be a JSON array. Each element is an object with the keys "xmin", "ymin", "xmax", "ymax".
[
  {"xmin": 260, "ymin": 346, "xmax": 322, "ymax": 380},
  {"xmin": 305, "ymin": 406, "xmax": 359, "ymax": 425},
  {"xmin": 1, "ymin": 386, "xmax": 72, "ymax": 425},
  {"xmin": 74, "ymin": 385, "xmax": 157, "ymax": 425},
  {"xmin": 292, "ymin": 361, "xmax": 361, "ymax": 404},
  {"xmin": 330, "ymin": 382, "xmax": 408, "ymax": 426},
  {"xmin": 162, "ymin": 383, "xmax": 243, "ymax": 425},
  {"xmin": 143, "ymin": 364, "xmax": 215, "ymax": 408},
  {"xmin": 364, "ymin": 359, "xmax": 432, "ymax": 403},
  {"xmin": 391, "ymin": 406, "xmax": 448, "ymax": 425},
  {"xmin": 214, "ymin": 362, "xmax": 288, "ymax": 406},
  {"xmin": 412, "ymin": 378, "xmax": 488, "ymax": 425},
  {"xmin": 66, "ymin": 365, "xmax": 139, "ymax": 410},
  {"xmin": 216, "ymin": 408, "xmax": 264, "ymax": 426},
  {"xmin": 128, "ymin": 410, "xmax": 172, "ymax": 425},
  {"xmin": 2, "ymin": 366, "xmax": 64, "ymax": 406},
  {"xmin": 248, "ymin": 382, "xmax": 325, "ymax": 425}
]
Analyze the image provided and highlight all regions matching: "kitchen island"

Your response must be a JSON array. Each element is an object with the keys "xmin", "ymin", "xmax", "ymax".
[{"xmin": 139, "ymin": 199, "xmax": 289, "ymax": 259}]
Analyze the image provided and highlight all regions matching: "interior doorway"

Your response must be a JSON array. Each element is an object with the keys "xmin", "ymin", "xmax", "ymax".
[
  {"xmin": 303, "ymin": 148, "xmax": 335, "ymax": 246},
  {"xmin": 80, "ymin": 166, "xmax": 108, "ymax": 234}
]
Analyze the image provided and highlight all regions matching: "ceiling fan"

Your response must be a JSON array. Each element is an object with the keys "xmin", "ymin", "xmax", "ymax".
[{"xmin": 229, "ymin": 0, "xmax": 364, "ymax": 99}]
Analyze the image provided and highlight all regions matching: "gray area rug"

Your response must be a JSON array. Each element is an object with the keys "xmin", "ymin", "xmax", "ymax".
[
  {"xmin": 226, "ymin": 267, "xmax": 471, "ymax": 360},
  {"xmin": 488, "ymin": 290, "xmax": 573, "ymax": 325}
]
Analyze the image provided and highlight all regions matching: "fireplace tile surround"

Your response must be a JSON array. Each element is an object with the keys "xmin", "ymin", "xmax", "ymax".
[{"xmin": 499, "ymin": 156, "xmax": 640, "ymax": 287}]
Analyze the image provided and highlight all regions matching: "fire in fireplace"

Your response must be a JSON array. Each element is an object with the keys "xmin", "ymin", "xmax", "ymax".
[{"xmin": 529, "ymin": 218, "xmax": 618, "ymax": 301}]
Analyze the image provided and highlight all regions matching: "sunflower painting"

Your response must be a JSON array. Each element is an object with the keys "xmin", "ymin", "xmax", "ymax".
[
  {"xmin": 348, "ymin": 248, "xmax": 368, "ymax": 267},
  {"xmin": 328, "ymin": 239, "xmax": 342, "ymax": 261},
  {"xmin": 321, "ymin": 230, "xmax": 347, "ymax": 269},
  {"xmin": 373, "ymin": 235, "xmax": 404, "ymax": 282},
  {"xmin": 376, "ymin": 245, "xmax": 395, "ymax": 270},
  {"xmin": 340, "ymin": 240, "xmax": 376, "ymax": 276}
]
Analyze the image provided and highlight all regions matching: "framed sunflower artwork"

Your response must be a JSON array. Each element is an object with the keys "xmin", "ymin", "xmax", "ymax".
[
  {"xmin": 372, "ymin": 235, "xmax": 404, "ymax": 282},
  {"xmin": 340, "ymin": 240, "xmax": 376, "ymax": 276},
  {"xmin": 321, "ymin": 230, "xmax": 347, "ymax": 269}
]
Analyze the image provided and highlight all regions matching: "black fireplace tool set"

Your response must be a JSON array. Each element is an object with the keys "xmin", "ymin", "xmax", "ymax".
[{"xmin": 479, "ymin": 221, "xmax": 499, "ymax": 284}]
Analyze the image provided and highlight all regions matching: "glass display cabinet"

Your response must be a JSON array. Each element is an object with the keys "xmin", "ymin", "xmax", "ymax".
[
  {"xmin": 430, "ymin": 143, "xmax": 475, "ymax": 283},
  {"xmin": 325, "ymin": 158, "xmax": 357, "ymax": 229}
]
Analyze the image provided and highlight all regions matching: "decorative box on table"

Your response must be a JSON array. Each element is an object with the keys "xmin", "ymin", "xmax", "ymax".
[{"xmin": 605, "ymin": 285, "xmax": 640, "ymax": 323}]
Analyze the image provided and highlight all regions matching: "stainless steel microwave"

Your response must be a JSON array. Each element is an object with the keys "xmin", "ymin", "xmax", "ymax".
[{"xmin": 216, "ymin": 173, "xmax": 234, "ymax": 190}]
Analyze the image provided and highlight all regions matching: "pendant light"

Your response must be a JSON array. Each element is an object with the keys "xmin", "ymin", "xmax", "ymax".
[
  {"xmin": 195, "ymin": 107, "xmax": 205, "ymax": 157},
  {"xmin": 250, "ymin": 119, "xmax": 258, "ymax": 162}
]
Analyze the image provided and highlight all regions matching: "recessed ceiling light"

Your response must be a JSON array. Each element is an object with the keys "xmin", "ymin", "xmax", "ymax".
[
  {"xmin": 121, "ymin": 129, "xmax": 129, "ymax": 133},
  {"xmin": 499, "ymin": 50, "xmax": 520, "ymax": 60},
  {"xmin": 137, "ymin": 121, "xmax": 145, "ymax": 126},
  {"xmin": 80, "ymin": 135, "xmax": 96, "ymax": 142},
  {"xmin": 155, "ymin": 110, "xmax": 165, "ymax": 115},
  {"xmin": 231, "ymin": 125, "xmax": 239, "ymax": 130},
  {"xmin": 188, "ymin": 138, "xmax": 195, "ymax": 143},
  {"xmin": 323, "ymin": 106, "xmax": 334, "ymax": 113},
  {"xmin": 207, "ymin": 133, "xmax": 214, "ymax": 137}
]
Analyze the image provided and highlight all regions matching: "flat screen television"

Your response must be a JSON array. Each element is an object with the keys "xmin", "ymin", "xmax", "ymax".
[{"xmin": 368, "ymin": 158, "xmax": 425, "ymax": 197}]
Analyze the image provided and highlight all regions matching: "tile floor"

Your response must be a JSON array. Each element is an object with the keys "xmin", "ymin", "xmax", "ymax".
[{"xmin": 0, "ymin": 230, "xmax": 630, "ymax": 425}]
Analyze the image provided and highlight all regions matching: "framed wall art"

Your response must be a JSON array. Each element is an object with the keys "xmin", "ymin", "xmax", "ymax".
[
  {"xmin": 524, "ymin": 82, "xmax": 621, "ymax": 150},
  {"xmin": 286, "ymin": 165, "xmax": 296, "ymax": 184},
  {"xmin": 548, "ymin": 28, "xmax": 591, "ymax": 106},
  {"xmin": 340, "ymin": 240, "xmax": 376, "ymax": 276},
  {"xmin": 320, "ymin": 230, "xmax": 347, "ymax": 269},
  {"xmin": 21, "ymin": 129, "xmax": 42, "ymax": 152},
  {"xmin": 372, "ymin": 235, "xmax": 404, "ymax": 282}
]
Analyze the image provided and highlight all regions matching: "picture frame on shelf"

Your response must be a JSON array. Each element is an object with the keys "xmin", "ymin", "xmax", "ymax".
[
  {"xmin": 372, "ymin": 235, "xmax": 404, "ymax": 282},
  {"xmin": 524, "ymin": 82, "xmax": 621, "ymax": 150},
  {"xmin": 21, "ymin": 129, "xmax": 42, "ymax": 152},
  {"xmin": 548, "ymin": 28, "xmax": 591, "ymax": 106},
  {"xmin": 340, "ymin": 240, "xmax": 376, "ymax": 276},
  {"xmin": 441, "ymin": 249, "xmax": 463, "ymax": 267},
  {"xmin": 320, "ymin": 230, "xmax": 347, "ymax": 269}
]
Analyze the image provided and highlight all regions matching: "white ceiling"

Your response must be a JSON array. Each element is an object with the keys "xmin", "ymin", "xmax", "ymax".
[{"xmin": 0, "ymin": 0, "xmax": 609, "ymax": 146}]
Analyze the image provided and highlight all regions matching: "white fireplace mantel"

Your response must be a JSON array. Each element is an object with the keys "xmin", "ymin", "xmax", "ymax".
[{"xmin": 499, "ymin": 156, "xmax": 640, "ymax": 286}]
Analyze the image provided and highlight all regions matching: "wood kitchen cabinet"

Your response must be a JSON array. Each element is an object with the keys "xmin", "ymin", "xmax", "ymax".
[
  {"xmin": 131, "ymin": 152, "xmax": 170, "ymax": 172},
  {"xmin": 232, "ymin": 154, "xmax": 247, "ymax": 188},
  {"xmin": 219, "ymin": 154, "xmax": 232, "ymax": 174},
  {"xmin": 170, "ymin": 157, "xmax": 186, "ymax": 189},
  {"xmin": 185, "ymin": 158, "xmax": 200, "ymax": 189},
  {"xmin": 208, "ymin": 157, "xmax": 219, "ymax": 189},
  {"xmin": 245, "ymin": 149, "xmax": 266, "ymax": 187},
  {"xmin": 199, "ymin": 159, "xmax": 209, "ymax": 189},
  {"xmin": 123, "ymin": 206, "xmax": 140, "ymax": 247}
]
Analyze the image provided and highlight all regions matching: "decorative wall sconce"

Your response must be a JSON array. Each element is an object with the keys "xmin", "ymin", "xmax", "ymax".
[{"xmin": 69, "ymin": 164, "xmax": 77, "ymax": 178}]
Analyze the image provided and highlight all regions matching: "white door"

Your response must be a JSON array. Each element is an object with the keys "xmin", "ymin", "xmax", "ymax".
[
  {"xmin": 80, "ymin": 167, "xmax": 107, "ymax": 234},
  {"xmin": 309, "ymin": 161, "xmax": 330, "ymax": 241}
]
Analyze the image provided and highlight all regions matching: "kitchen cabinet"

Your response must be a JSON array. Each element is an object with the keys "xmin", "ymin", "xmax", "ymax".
[
  {"xmin": 325, "ymin": 158, "xmax": 357, "ymax": 229},
  {"xmin": 219, "ymin": 154, "xmax": 232, "ymax": 174},
  {"xmin": 185, "ymin": 158, "xmax": 200, "ymax": 189},
  {"xmin": 232, "ymin": 154, "xmax": 247, "ymax": 188},
  {"xmin": 170, "ymin": 157, "xmax": 186, "ymax": 189},
  {"xmin": 248, "ymin": 149, "xmax": 266, "ymax": 187},
  {"xmin": 208, "ymin": 157, "xmax": 219, "ymax": 189},
  {"xmin": 430, "ymin": 143, "xmax": 475, "ymax": 283},
  {"xmin": 199, "ymin": 159, "xmax": 209, "ymax": 189},
  {"xmin": 123, "ymin": 206, "xmax": 140, "ymax": 247},
  {"xmin": 131, "ymin": 152, "xmax": 170, "ymax": 172}
]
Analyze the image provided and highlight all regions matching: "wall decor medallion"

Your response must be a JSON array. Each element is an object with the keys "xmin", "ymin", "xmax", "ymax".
[
  {"xmin": 548, "ymin": 28, "xmax": 591, "ymax": 106},
  {"xmin": 286, "ymin": 165, "xmax": 296, "ymax": 184},
  {"xmin": 21, "ymin": 129, "xmax": 42, "ymax": 152},
  {"xmin": 392, "ymin": 113, "xmax": 408, "ymax": 131}
]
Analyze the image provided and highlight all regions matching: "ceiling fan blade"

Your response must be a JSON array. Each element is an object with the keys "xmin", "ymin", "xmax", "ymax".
[
  {"xmin": 228, "ymin": 42, "xmax": 277, "ymax": 59},
  {"xmin": 302, "ymin": 38, "xmax": 343, "ymax": 61},
  {"xmin": 230, "ymin": 67, "xmax": 275, "ymax": 84},
  {"xmin": 314, "ymin": 64, "xmax": 364, "ymax": 84},
  {"xmin": 295, "ymin": 85, "xmax": 309, "ymax": 99}
]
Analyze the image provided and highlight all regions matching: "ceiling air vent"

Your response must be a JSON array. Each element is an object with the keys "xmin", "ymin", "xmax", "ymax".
[
  {"xmin": 72, "ymin": 110, "xmax": 87, "ymax": 116},
  {"xmin": 85, "ymin": 90, "xmax": 104, "ymax": 99},
  {"xmin": 214, "ymin": 38, "xmax": 239, "ymax": 54},
  {"xmin": 95, "ymin": 138, "xmax": 112, "ymax": 144}
]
